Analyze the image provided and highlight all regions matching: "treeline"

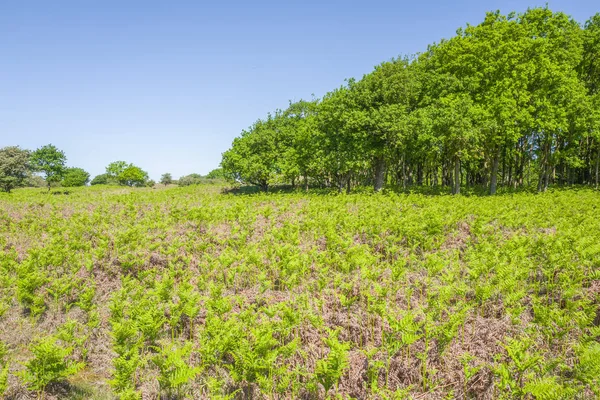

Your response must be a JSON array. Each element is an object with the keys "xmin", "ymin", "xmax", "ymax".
[
  {"xmin": 0, "ymin": 143, "xmax": 225, "ymax": 192},
  {"xmin": 221, "ymin": 8, "xmax": 600, "ymax": 194},
  {"xmin": 0, "ymin": 144, "xmax": 153, "ymax": 192},
  {"xmin": 0, "ymin": 144, "xmax": 91, "ymax": 192}
]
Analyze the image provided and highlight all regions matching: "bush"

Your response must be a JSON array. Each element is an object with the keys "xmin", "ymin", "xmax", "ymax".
[
  {"xmin": 62, "ymin": 167, "xmax": 90, "ymax": 187},
  {"xmin": 117, "ymin": 166, "xmax": 148, "ymax": 187},
  {"xmin": 177, "ymin": 174, "xmax": 204, "ymax": 186},
  {"xmin": 0, "ymin": 146, "xmax": 30, "ymax": 192},
  {"xmin": 90, "ymin": 173, "xmax": 116, "ymax": 186},
  {"xmin": 24, "ymin": 175, "xmax": 47, "ymax": 188}
]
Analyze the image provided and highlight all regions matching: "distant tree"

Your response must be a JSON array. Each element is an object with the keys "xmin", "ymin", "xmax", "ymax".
[
  {"xmin": 160, "ymin": 173, "xmax": 173, "ymax": 186},
  {"xmin": 178, "ymin": 174, "xmax": 204, "ymax": 186},
  {"xmin": 30, "ymin": 144, "xmax": 67, "ymax": 191},
  {"xmin": 24, "ymin": 175, "xmax": 46, "ymax": 188},
  {"xmin": 205, "ymin": 168, "xmax": 225, "ymax": 180},
  {"xmin": 104, "ymin": 161, "xmax": 149, "ymax": 187},
  {"xmin": 117, "ymin": 165, "xmax": 148, "ymax": 187},
  {"xmin": 146, "ymin": 179, "xmax": 156, "ymax": 187},
  {"xmin": 106, "ymin": 161, "xmax": 129, "ymax": 178},
  {"xmin": 0, "ymin": 146, "xmax": 31, "ymax": 193},
  {"xmin": 90, "ymin": 173, "xmax": 113, "ymax": 185},
  {"xmin": 61, "ymin": 167, "xmax": 90, "ymax": 187}
]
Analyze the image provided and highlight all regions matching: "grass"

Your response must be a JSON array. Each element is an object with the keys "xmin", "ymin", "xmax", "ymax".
[{"xmin": 0, "ymin": 184, "xmax": 599, "ymax": 399}]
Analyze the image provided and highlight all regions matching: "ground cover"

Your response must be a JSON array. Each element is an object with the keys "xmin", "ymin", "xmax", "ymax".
[{"xmin": 0, "ymin": 185, "xmax": 599, "ymax": 399}]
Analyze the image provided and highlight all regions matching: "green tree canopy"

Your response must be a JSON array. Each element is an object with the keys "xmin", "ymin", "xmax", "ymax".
[
  {"xmin": 0, "ymin": 146, "xmax": 31, "ymax": 193},
  {"xmin": 106, "ymin": 161, "xmax": 129, "ymax": 178},
  {"xmin": 221, "ymin": 7, "xmax": 600, "ymax": 194},
  {"xmin": 61, "ymin": 167, "xmax": 90, "ymax": 187},
  {"xmin": 117, "ymin": 165, "xmax": 148, "ymax": 187},
  {"xmin": 104, "ymin": 161, "xmax": 149, "ymax": 187},
  {"xmin": 30, "ymin": 144, "xmax": 67, "ymax": 191},
  {"xmin": 205, "ymin": 168, "xmax": 226, "ymax": 180},
  {"xmin": 90, "ymin": 173, "xmax": 115, "ymax": 186},
  {"xmin": 160, "ymin": 173, "xmax": 173, "ymax": 185}
]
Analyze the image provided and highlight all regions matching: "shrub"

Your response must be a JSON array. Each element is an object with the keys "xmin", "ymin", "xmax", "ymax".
[
  {"xmin": 177, "ymin": 173, "xmax": 204, "ymax": 186},
  {"xmin": 0, "ymin": 146, "xmax": 30, "ymax": 192},
  {"xmin": 61, "ymin": 167, "xmax": 90, "ymax": 187},
  {"xmin": 90, "ymin": 173, "xmax": 116, "ymax": 185}
]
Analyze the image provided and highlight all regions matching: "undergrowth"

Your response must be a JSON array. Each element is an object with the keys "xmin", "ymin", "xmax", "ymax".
[{"xmin": 0, "ymin": 185, "xmax": 599, "ymax": 399}]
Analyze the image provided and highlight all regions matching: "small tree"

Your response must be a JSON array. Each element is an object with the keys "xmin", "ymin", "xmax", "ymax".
[
  {"xmin": 30, "ymin": 145, "xmax": 67, "ymax": 191},
  {"xmin": 178, "ymin": 174, "xmax": 204, "ymax": 186},
  {"xmin": 0, "ymin": 146, "xmax": 30, "ymax": 193},
  {"xmin": 117, "ymin": 166, "xmax": 148, "ymax": 187},
  {"xmin": 90, "ymin": 173, "xmax": 115, "ymax": 185},
  {"xmin": 205, "ymin": 168, "xmax": 225, "ymax": 180},
  {"xmin": 61, "ymin": 167, "xmax": 90, "ymax": 187},
  {"xmin": 160, "ymin": 173, "xmax": 173, "ymax": 186},
  {"xmin": 104, "ymin": 162, "xmax": 149, "ymax": 187},
  {"xmin": 106, "ymin": 161, "xmax": 129, "ymax": 178}
]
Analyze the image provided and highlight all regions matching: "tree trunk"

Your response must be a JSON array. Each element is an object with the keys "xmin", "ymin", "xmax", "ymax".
[
  {"xmin": 453, "ymin": 157, "xmax": 461, "ymax": 195},
  {"xmin": 538, "ymin": 141, "xmax": 550, "ymax": 192},
  {"xmin": 401, "ymin": 152, "xmax": 407, "ymax": 189},
  {"xmin": 346, "ymin": 175, "xmax": 351, "ymax": 194},
  {"xmin": 596, "ymin": 149, "xmax": 600, "ymax": 189},
  {"xmin": 374, "ymin": 156, "xmax": 385, "ymax": 192},
  {"xmin": 490, "ymin": 150, "xmax": 500, "ymax": 195}
]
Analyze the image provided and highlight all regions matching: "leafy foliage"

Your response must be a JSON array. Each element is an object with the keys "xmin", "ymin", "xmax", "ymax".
[
  {"xmin": 19, "ymin": 336, "xmax": 84, "ymax": 393},
  {"xmin": 0, "ymin": 341, "xmax": 8, "ymax": 396},
  {"xmin": 0, "ymin": 146, "xmax": 30, "ymax": 193},
  {"xmin": 222, "ymin": 9, "xmax": 600, "ymax": 195},
  {"xmin": 160, "ymin": 173, "xmax": 173, "ymax": 186},
  {"xmin": 30, "ymin": 144, "xmax": 67, "ymax": 191},
  {"xmin": 61, "ymin": 167, "xmax": 90, "ymax": 187},
  {"xmin": 90, "ymin": 173, "xmax": 116, "ymax": 185},
  {"xmin": 1, "ymin": 184, "xmax": 599, "ymax": 398},
  {"xmin": 105, "ymin": 161, "xmax": 149, "ymax": 187},
  {"xmin": 151, "ymin": 341, "xmax": 200, "ymax": 398}
]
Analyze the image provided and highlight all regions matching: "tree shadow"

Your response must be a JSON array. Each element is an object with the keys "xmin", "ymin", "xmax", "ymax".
[{"xmin": 219, "ymin": 183, "xmax": 582, "ymax": 197}]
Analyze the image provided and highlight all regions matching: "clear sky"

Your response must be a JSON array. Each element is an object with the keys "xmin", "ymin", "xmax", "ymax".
[{"xmin": 1, "ymin": 0, "xmax": 598, "ymax": 180}]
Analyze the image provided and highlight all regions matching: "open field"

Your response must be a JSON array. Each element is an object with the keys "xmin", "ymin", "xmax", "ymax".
[{"xmin": 0, "ymin": 186, "xmax": 599, "ymax": 399}]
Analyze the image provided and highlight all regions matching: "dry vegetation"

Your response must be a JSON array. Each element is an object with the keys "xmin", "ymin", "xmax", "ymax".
[{"xmin": 0, "ymin": 185, "xmax": 599, "ymax": 399}]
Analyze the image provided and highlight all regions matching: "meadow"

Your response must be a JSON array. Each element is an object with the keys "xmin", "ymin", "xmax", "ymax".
[{"xmin": 0, "ymin": 185, "xmax": 599, "ymax": 399}]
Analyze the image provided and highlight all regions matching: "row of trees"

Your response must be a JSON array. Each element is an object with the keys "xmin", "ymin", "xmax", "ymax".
[
  {"xmin": 221, "ymin": 8, "xmax": 600, "ymax": 194},
  {"xmin": 0, "ymin": 145, "xmax": 90, "ymax": 192},
  {"xmin": 0, "ymin": 144, "xmax": 153, "ymax": 192},
  {"xmin": 0, "ymin": 144, "xmax": 225, "ymax": 192},
  {"xmin": 90, "ymin": 161, "xmax": 150, "ymax": 187}
]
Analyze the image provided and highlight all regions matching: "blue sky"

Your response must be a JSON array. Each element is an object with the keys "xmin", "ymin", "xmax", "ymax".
[{"xmin": 1, "ymin": 0, "xmax": 598, "ymax": 180}]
